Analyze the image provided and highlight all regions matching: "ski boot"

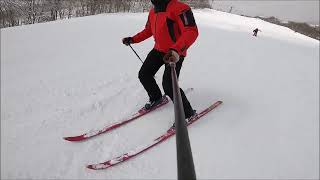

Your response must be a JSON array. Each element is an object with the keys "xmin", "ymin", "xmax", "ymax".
[
  {"xmin": 144, "ymin": 96, "xmax": 165, "ymax": 110},
  {"xmin": 172, "ymin": 110, "xmax": 197, "ymax": 128}
]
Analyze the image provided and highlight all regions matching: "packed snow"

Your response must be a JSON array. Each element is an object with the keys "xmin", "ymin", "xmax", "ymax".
[{"xmin": 1, "ymin": 9, "xmax": 319, "ymax": 179}]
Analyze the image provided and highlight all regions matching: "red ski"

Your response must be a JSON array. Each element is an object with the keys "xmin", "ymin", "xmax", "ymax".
[
  {"xmin": 87, "ymin": 100, "xmax": 223, "ymax": 170},
  {"xmin": 63, "ymin": 96, "xmax": 169, "ymax": 142},
  {"xmin": 63, "ymin": 88, "xmax": 193, "ymax": 142}
]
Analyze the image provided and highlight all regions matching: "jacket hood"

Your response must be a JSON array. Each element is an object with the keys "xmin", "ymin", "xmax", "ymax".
[
  {"xmin": 151, "ymin": 0, "xmax": 170, "ymax": 6},
  {"xmin": 151, "ymin": 0, "xmax": 172, "ymax": 12}
]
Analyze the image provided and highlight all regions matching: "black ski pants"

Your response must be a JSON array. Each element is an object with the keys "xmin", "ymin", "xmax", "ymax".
[{"xmin": 138, "ymin": 49, "xmax": 194, "ymax": 119}]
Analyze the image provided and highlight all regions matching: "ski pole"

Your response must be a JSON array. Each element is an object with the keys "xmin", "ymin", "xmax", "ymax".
[
  {"xmin": 169, "ymin": 62, "xmax": 196, "ymax": 180},
  {"xmin": 129, "ymin": 44, "xmax": 143, "ymax": 64}
]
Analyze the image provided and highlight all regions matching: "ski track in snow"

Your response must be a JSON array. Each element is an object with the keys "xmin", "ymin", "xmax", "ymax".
[{"xmin": 1, "ymin": 9, "xmax": 319, "ymax": 179}]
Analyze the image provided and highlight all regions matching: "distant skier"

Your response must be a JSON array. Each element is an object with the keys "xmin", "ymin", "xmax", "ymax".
[
  {"xmin": 253, "ymin": 28, "xmax": 261, "ymax": 37},
  {"xmin": 122, "ymin": 0, "xmax": 198, "ymax": 122}
]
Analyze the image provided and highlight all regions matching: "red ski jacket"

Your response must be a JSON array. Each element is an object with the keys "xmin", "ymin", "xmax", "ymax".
[{"xmin": 132, "ymin": 0, "xmax": 198, "ymax": 57}]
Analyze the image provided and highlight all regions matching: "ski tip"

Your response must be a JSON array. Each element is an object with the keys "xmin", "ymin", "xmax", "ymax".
[
  {"xmin": 87, "ymin": 164, "xmax": 110, "ymax": 170},
  {"xmin": 212, "ymin": 100, "xmax": 223, "ymax": 105},
  {"xmin": 86, "ymin": 165, "xmax": 95, "ymax": 170},
  {"xmin": 63, "ymin": 136, "xmax": 82, "ymax": 142},
  {"xmin": 211, "ymin": 100, "xmax": 223, "ymax": 108},
  {"xmin": 63, "ymin": 137, "xmax": 72, "ymax": 141}
]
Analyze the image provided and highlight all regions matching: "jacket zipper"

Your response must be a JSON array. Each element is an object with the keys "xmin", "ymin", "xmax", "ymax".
[{"xmin": 155, "ymin": 13, "xmax": 158, "ymax": 44}]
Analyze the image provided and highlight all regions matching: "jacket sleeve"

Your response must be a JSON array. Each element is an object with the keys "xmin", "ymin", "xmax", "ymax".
[
  {"xmin": 132, "ymin": 12, "xmax": 153, "ymax": 43},
  {"xmin": 170, "ymin": 7, "xmax": 198, "ymax": 55}
]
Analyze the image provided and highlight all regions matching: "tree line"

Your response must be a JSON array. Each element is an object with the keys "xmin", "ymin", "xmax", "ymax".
[{"xmin": 0, "ymin": 0, "xmax": 211, "ymax": 29}]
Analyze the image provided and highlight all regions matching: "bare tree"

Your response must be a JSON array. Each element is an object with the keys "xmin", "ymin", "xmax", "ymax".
[
  {"xmin": 0, "ymin": 0, "xmax": 25, "ymax": 27},
  {"xmin": 0, "ymin": 0, "xmax": 212, "ymax": 29}
]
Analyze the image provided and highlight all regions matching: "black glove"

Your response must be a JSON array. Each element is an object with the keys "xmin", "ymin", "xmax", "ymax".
[
  {"xmin": 122, "ymin": 37, "xmax": 133, "ymax": 46},
  {"xmin": 163, "ymin": 49, "xmax": 180, "ymax": 63}
]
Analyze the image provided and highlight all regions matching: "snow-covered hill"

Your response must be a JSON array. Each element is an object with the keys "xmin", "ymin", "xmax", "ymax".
[{"xmin": 1, "ymin": 9, "xmax": 319, "ymax": 179}]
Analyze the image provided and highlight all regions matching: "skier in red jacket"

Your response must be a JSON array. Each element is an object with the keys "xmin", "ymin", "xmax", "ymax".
[{"xmin": 122, "ymin": 0, "xmax": 198, "ymax": 121}]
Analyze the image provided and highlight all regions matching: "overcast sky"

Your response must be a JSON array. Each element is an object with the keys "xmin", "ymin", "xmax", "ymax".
[{"xmin": 211, "ymin": 0, "xmax": 319, "ymax": 25}]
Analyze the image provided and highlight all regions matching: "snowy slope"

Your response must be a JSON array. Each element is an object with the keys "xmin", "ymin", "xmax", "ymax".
[{"xmin": 1, "ymin": 9, "xmax": 319, "ymax": 179}]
